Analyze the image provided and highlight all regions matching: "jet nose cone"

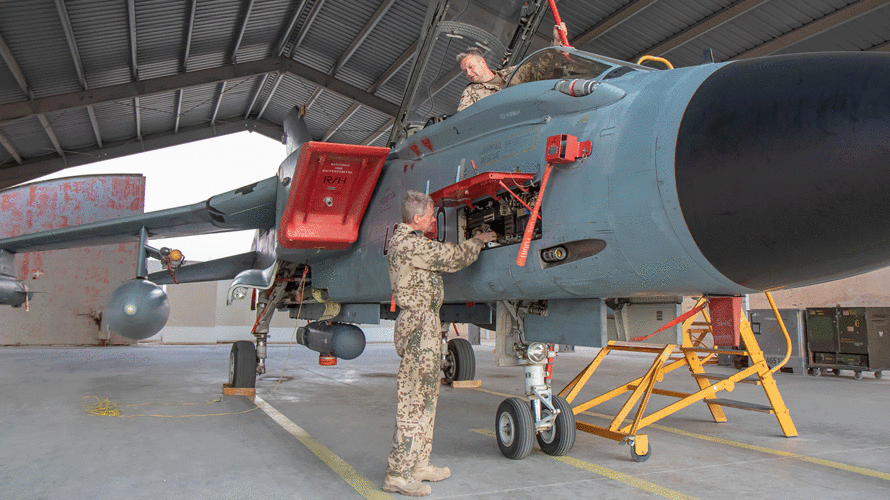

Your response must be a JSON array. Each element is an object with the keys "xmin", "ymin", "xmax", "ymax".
[{"xmin": 676, "ymin": 52, "xmax": 890, "ymax": 290}]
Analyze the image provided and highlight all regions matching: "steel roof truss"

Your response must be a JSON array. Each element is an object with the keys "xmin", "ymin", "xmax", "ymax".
[
  {"xmin": 0, "ymin": 32, "xmax": 33, "ymax": 99},
  {"xmin": 572, "ymin": 0, "xmax": 659, "ymax": 48},
  {"xmin": 53, "ymin": 0, "xmax": 88, "ymax": 90},
  {"xmin": 183, "ymin": 0, "xmax": 197, "ymax": 72},
  {"xmin": 127, "ymin": 0, "xmax": 139, "ymax": 81},
  {"xmin": 86, "ymin": 105, "xmax": 103, "ymax": 148},
  {"xmin": 633, "ymin": 0, "xmax": 772, "ymax": 61},
  {"xmin": 330, "ymin": 0, "xmax": 397, "ymax": 77},
  {"xmin": 733, "ymin": 0, "xmax": 890, "ymax": 59},
  {"xmin": 232, "ymin": 0, "xmax": 256, "ymax": 64},
  {"xmin": 0, "ymin": 129, "xmax": 23, "ymax": 165}
]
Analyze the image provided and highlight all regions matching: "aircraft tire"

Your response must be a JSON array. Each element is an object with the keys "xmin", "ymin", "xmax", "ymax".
[
  {"xmin": 229, "ymin": 340, "xmax": 257, "ymax": 389},
  {"xmin": 443, "ymin": 338, "xmax": 475, "ymax": 383},
  {"xmin": 496, "ymin": 397, "xmax": 534, "ymax": 460},
  {"xmin": 535, "ymin": 395, "xmax": 575, "ymax": 456}
]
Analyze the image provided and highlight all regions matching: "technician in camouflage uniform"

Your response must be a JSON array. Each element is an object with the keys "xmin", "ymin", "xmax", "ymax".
[
  {"xmin": 456, "ymin": 23, "xmax": 568, "ymax": 112},
  {"xmin": 383, "ymin": 191, "xmax": 495, "ymax": 497}
]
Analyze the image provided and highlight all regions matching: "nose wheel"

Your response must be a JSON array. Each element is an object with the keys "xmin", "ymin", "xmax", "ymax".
[
  {"xmin": 495, "ymin": 357, "xmax": 576, "ymax": 460},
  {"xmin": 496, "ymin": 397, "xmax": 535, "ymax": 459},
  {"xmin": 535, "ymin": 395, "xmax": 575, "ymax": 456}
]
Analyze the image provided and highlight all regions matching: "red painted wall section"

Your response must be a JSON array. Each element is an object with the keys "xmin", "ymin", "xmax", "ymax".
[{"xmin": 0, "ymin": 175, "xmax": 146, "ymax": 345}]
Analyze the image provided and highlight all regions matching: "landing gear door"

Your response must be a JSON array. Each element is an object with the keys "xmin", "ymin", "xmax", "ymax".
[{"xmin": 496, "ymin": 301, "xmax": 522, "ymax": 366}]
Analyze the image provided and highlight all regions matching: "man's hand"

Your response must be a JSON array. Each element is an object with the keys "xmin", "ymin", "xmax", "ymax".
[
  {"xmin": 553, "ymin": 22, "xmax": 568, "ymax": 46},
  {"xmin": 473, "ymin": 231, "xmax": 497, "ymax": 243}
]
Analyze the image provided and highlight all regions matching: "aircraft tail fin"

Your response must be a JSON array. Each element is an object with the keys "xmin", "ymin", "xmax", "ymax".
[{"xmin": 147, "ymin": 251, "xmax": 257, "ymax": 285}]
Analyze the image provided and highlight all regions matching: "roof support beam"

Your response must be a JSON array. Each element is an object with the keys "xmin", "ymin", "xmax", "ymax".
[
  {"xmin": 321, "ymin": 41, "xmax": 416, "ymax": 142},
  {"xmin": 732, "ymin": 0, "xmax": 890, "ymax": 60},
  {"xmin": 214, "ymin": 0, "xmax": 256, "ymax": 126},
  {"xmin": 134, "ymin": 96, "xmax": 142, "ymax": 140},
  {"xmin": 0, "ymin": 119, "xmax": 282, "ymax": 190},
  {"xmin": 256, "ymin": 73, "xmax": 285, "ymax": 121},
  {"xmin": 183, "ymin": 0, "xmax": 197, "ymax": 72},
  {"xmin": 274, "ymin": 0, "xmax": 310, "ymax": 57},
  {"xmin": 571, "ymin": 0, "xmax": 659, "ymax": 47},
  {"xmin": 0, "ymin": 56, "xmax": 399, "ymax": 124},
  {"xmin": 231, "ymin": 0, "xmax": 255, "ymax": 64},
  {"xmin": 255, "ymin": 0, "xmax": 327, "ymax": 122},
  {"xmin": 127, "ymin": 0, "xmax": 139, "ymax": 81},
  {"xmin": 174, "ymin": 89, "xmax": 183, "ymax": 133},
  {"xmin": 86, "ymin": 106, "xmax": 103, "ymax": 149},
  {"xmin": 322, "ymin": 103, "xmax": 360, "ymax": 141},
  {"xmin": 54, "ymin": 0, "xmax": 88, "ymax": 89},
  {"xmin": 245, "ymin": 0, "xmax": 308, "ymax": 120},
  {"xmin": 0, "ymin": 32, "xmax": 34, "ymax": 99},
  {"xmin": 293, "ymin": 0, "xmax": 327, "ymax": 50},
  {"xmin": 372, "ymin": 42, "xmax": 416, "ymax": 94},
  {"xmin": 0, "ymin": 129, "xmax": 23, "ymax": 165},
  {"xmin": 36, "ymin": 115, "xmax": 64, "ymax": 159},
  {"xmin": 632, "ymin": 0, "xmax": 771, "ymax": 61},
  {"xmin": 211, "ymin": 82, "xmax": 226, "ymax": 125},
  {"xmin": 363, "ymin": 117, "xmax": 394, "ymax": 146},
  {"xmin": 329, "ymin": 0, "xmax": 396, "ymax": 76}
]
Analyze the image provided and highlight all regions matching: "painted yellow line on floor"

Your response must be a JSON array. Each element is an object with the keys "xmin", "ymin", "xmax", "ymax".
[
  {"xmin": 647, "ymin": 423, "xmax": 890, "ymax": 481},
  {"xmin": 472, "ymin": 429, "xmax": 698, "ymax": 500},
  {"xmin": 253, "ymin": 396, "xmax": 393, "ymax": 500},
  {"xmin": 474, "ymin": 387, "xmax": 890, "ymax": 481}
]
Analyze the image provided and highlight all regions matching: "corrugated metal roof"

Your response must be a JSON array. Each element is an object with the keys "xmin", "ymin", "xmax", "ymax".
[{"xmin": 2, "ymin": 0, "xmax": 889, "ymax": 189}]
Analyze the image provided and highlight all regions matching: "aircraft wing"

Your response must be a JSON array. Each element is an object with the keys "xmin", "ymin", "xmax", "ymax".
[{"xmin": 0, "ymin": 176, "xmax": 278, "ymax": 254}]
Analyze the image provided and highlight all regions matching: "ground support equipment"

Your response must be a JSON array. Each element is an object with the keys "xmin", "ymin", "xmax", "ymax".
[{"xmin": 558, "ymin": 293, "xmax": 798, "ymax": 462}]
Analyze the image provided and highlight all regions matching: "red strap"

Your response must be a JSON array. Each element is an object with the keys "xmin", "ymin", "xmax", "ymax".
[
  {"xmin": 390, "ymin": 295, "xmax": 397, "ymax": 313},
  {"xmin": 631, "ymin": 302, "xmax": 707, "ymax": 342}
]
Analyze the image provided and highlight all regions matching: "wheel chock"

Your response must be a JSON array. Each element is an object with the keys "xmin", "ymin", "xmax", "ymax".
[
  {"xmin": 222, "ymin": 383, "xmax": 256, "ymax": 397},
  {"xmin": 441, "ymin": 379, "xmax": 482, "ymax": 388}
]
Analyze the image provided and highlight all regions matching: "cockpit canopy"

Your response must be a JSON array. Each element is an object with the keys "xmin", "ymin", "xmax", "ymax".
[
  {"xmin": 505, "ymin": 47, "xmax": 638, "ymax": 87},
  {"xmin": 389, "ymin": 0, "xmax": 651, "ymax": 146}
]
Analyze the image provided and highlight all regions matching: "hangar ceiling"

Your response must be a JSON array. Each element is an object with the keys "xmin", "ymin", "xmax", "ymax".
[{"xmin": 1, "ymin": 0, "xmax": 888, "ymax": 190}]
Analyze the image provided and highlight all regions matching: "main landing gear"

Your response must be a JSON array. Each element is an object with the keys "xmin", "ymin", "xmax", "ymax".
[
  {"xmin": 495, "ymin": 343, "xmax": 576, "ymax": 459},
  {"xmin": 227, "ymin": 270, "xmax": 290, "ymax": 389},
  {"xmin": 229, "ymin": 340, "xmax": 258, "ymax": 389},
  {"xmin": 442, "ymin": 332, "xmax": 476, "ymax": 384}
]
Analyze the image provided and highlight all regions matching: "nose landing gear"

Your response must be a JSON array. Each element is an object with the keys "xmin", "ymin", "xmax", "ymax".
[{"xmin": 494, "ymin": 343, "xmax": 576, "ymax": 459}]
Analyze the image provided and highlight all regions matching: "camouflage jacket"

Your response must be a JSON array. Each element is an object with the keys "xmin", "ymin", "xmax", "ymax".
[
  {"xmin": 457, "ymin": 67, "xmax": 514, "ymax": 112},
  {"xmin": 387, "ymin": 223, "xmax": 485, "ymax": 312}
]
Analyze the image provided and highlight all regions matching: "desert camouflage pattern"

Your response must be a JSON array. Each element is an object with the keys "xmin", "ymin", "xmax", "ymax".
[
  {"xmin": 386, "ymin": 223, "xmax": 484, "ymax": 478},
  {"xmin": 457, "ymin": 67, "xmax": 512, "ymax": 112},
  {"xmin": 457, "ymin": 45, "xmax": 564, "ymax": 112}
]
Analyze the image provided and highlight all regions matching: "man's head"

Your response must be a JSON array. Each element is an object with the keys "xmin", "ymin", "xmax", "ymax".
[
  {"xmin": 401, "ymin": 190, "xmax": 435, "ymax": 232},
  {"xmin": 457, "ymin": 48, "xmax": 495, "ymax": 84}
]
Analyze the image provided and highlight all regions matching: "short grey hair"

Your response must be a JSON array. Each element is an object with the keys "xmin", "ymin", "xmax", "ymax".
[
  {"xmin": 401, "ymin": 190, "xmax": 433, "ymax": 223},
  {"xmin": 456, "ymin": 47, "xmax": 485, "ymax": 64}
]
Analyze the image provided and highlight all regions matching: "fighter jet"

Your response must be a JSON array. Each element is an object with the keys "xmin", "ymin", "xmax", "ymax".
[{"xmin": 2, "ymin": 0, "xmax": 890, "ymax": 461}]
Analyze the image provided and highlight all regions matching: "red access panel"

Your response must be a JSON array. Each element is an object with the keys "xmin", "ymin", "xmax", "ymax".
[{"xmin": 278, "ymin": 142, "xmax": 389, "ymax": 250}]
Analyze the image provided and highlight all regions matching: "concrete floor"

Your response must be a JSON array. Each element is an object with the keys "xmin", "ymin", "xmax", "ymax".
[{"xmin": 1, "ymin": 342, "xmax": 888, "ymax": 499}]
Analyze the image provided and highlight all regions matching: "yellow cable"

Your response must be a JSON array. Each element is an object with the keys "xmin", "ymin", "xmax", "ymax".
[{"xmin": 83, "ymin": 269, "xmax": 310, "ymax": 418}]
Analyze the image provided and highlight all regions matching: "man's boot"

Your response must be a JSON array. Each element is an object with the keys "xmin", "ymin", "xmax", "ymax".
[
  {"xmin": 412, "ymin": 464, "xmax": 451, "ymax": 482},
  {"xmin": 382, "ymin": 474, "xmax": 432, "ymax": 497}
]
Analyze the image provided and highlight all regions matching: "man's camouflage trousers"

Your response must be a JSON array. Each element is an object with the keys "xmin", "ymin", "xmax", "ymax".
[{"xmin": 386, "ymin": 306, "xmax": 441, "ymax": 478}]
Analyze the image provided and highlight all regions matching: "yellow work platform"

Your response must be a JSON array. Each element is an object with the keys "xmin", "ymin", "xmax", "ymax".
[{"xmin": 558, "ymin": 293, "xmax": 797, "ymax": 462}]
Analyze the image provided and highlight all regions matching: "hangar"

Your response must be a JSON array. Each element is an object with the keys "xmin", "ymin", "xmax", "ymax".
[{"xmin": 2, "ymin": 1, "xmax": 890, "ymax": 498}]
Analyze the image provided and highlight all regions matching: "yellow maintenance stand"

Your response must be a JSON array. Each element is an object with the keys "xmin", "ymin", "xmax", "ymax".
[{"xmin": 558, "ymin": 293, "xmax": 797, "ymax": 462}]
